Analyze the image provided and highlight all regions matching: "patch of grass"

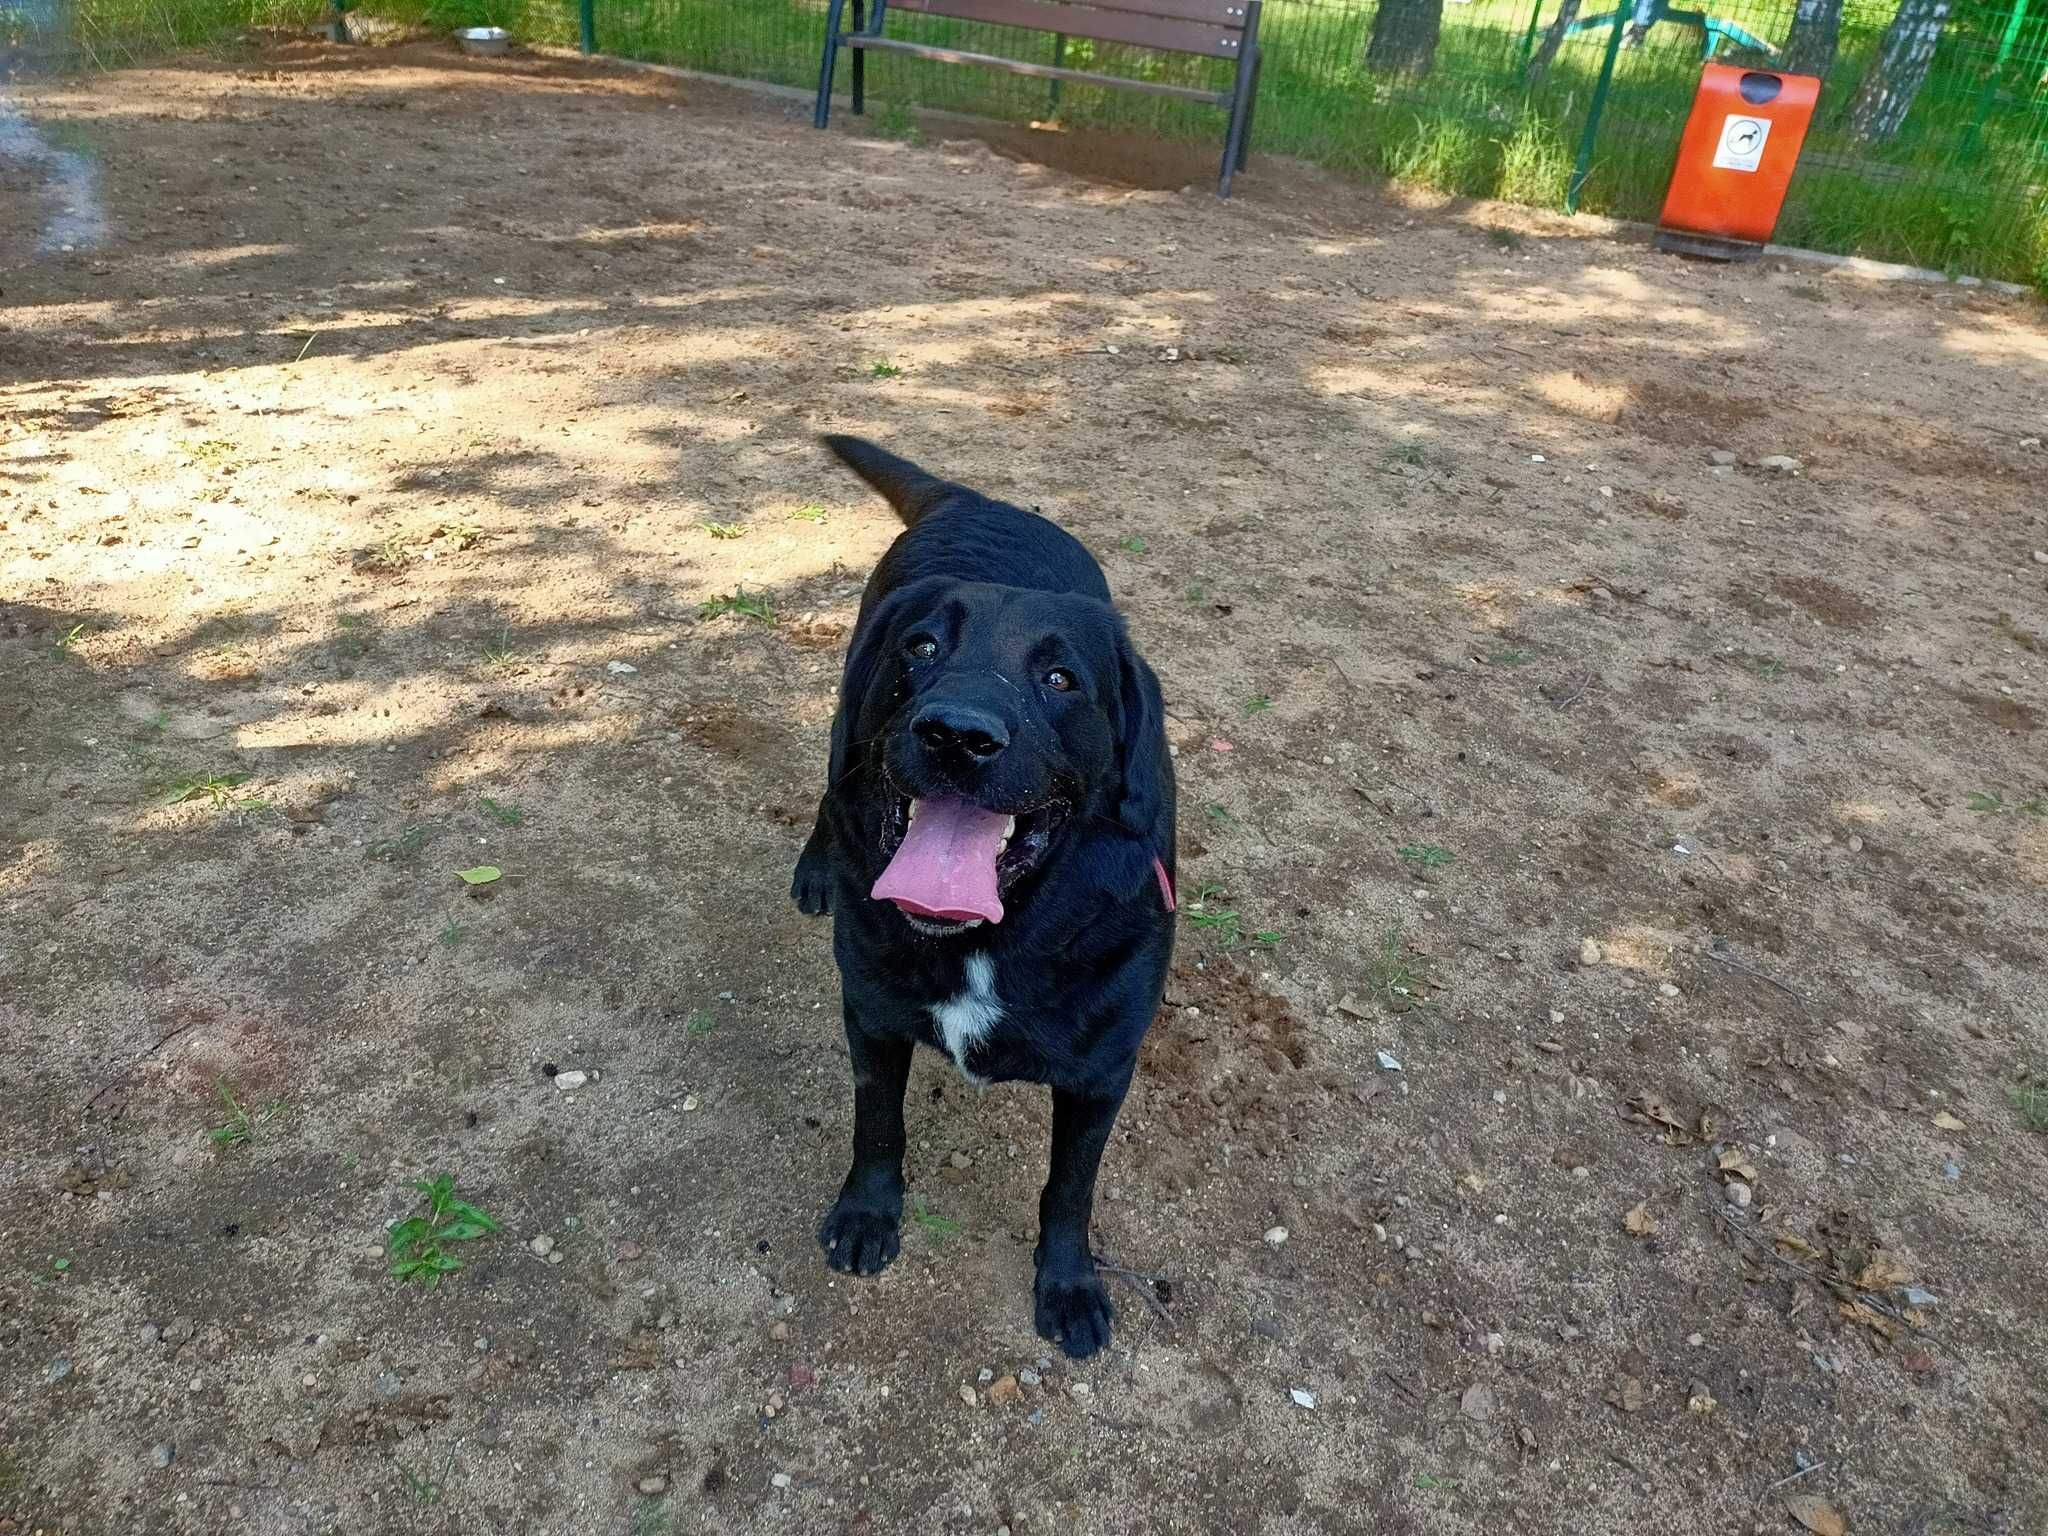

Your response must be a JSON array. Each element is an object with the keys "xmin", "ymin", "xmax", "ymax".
[
  {"xmin": 1119, "ymin": 535, "xmax": 1147, "ymax": 554},
  {"xmin": 1185, "ymin": 582, "xmax": 1207, "ymax": 603},
  {"xmin": 701, "ymin": 521, "xmax": 748, "ymax": 540},
  {"xmin": 335, "ymin": 614, "xmax": 373, "ymax": 658},
  {"xmin": 868, "ymin": 358, "xmax": 904, "ymax": 379},
  {"xmin": 1755, "ymin": 656, "xmax": 1787, "ymax": 682},
  {"xmin": 180, "ymin": 436, "xmax": 245, "ymax": 471},
  {"xmin": 435, "ymin": 521, "xmax": 486, "ymax": 551},
  {"xmin": 161, "ymin": 771, "xmax": 252, "ymax": 810},
  {"xmin": 480, "ymin": 630, "xmax": 519, "ymax": 675},
  {"xmin": 1397, "ymin": 844, "xmax": 1455, "ymax": 868},
  {"xmin": 1385, "ymin": 441, "xmax": 1427, "ymax": 468},
  {"xmin": 1494, "ymin": 112, "xmax": 1570, "ymax": 207},
  {"xmin": 872, "ymin": 100, "xmax": 923, "ymax": 144},
  {"xmin": 480, "ymin": 796, "xmax": 523, "ymax": 828},
  {"xmin": 1962, "ymin": 789, "xmax": 2043, "ymax": 816},
  {"xmin": 368, "ymin": 532, "xmax": 414, "ymax": 573},
  {"xmin": 208, "ymin": 1078, "xmax": 282, "ymax": 1149},
  {"xmin": 699, "ymin": 589, "xmax": 775, "ymax": 623},
  {"xmin": 685, "ymin": 1009, "xmax": 715, "ymax": 1036},
  {"xmin": 910, "ymin": 1196, "xmax": 959, "ymax": 1242},
  {"xmin": 789, "ymin": 504, "xmax": 828, "ymax": 523},
  {"xmin": 1414, "ymin": 1472, "xmax": 1459, "ymax": 1492},
  {"xmin": 438, "ymin": 915, "xmax": 468, "ymax": 947},
  {"xmin": 51, "ymin": 1257, "xmax": 72, "ymax": 1274},
  {"xmin": 1365, "ymin": 926, "xmax": 1435, "ymax": 1013},
  {"xmin": 369, "ymin": 823, "xmax": 436, "ymax": 863},
  {"xmin": 388, "ymin": 1173, "xmax": 499, "ymax": 1288},
  {"xmin": 1205, "ymin": 803, "xmax": 1239, "ymax": 829},
  {"xmin": 2009, "ymin": 1077, "xmax": 2048, "ymax": 1133},
  {"xmin": 1490, "ymin": 649, "xmax": 1532, "ymax": 667},
  {"xmin": 1240, "ymin": 695, "xmax": 1273, "ymax": 716},
  {"xmin": 1787, "ymin": 284, "xmax": 1829, "ymax": 302},
  {"xmin": 1185, "ymin": 884, "xmax": 1279, "ymax": 948},
  {"xmin": 53, "ymin": 622, "xmax": 86, "ymax": 656},
  {"xmin": 396, "ymin": 1446, "xmax": 455, "ymax": 1506},
  {"xmin": 1390, "ymin": 111, "xmax": 1491, "ymax": 197},
  {"xmin": 1484, "ymin": 225, "xmax": 1522, "ymax": 252}
]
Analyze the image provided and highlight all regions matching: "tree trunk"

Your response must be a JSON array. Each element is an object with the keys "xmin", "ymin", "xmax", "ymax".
[
  {"xmin": 1845, "ymin": 0, "xmax": 1951, "ymax": 142},
  {"xmin": 1365, "ymin": 0, "xmax": 1444, "ymax": 76},
  {"xmin": 1526, "ymin": 0, "xmax": 1581, "ymax": 81},
  {"xmin": 1781, "ymin": 0, "xmax": 1844, "ymax": 77}
]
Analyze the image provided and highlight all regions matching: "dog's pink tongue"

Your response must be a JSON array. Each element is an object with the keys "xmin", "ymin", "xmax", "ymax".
[{"xmin": 871, "ymin": 797, "xmax": 1008, "ymax": 924}]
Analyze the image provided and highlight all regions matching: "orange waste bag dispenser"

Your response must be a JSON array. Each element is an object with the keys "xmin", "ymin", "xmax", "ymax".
[{"xmin": 1655, "ymin": 65, "xmax": 1820, "ymax": 262}]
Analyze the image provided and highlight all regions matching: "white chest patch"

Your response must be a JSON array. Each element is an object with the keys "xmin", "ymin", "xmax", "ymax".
[{"xmin": 930, "ymin": 952, "xmax": 1002, "ymax": 1083}]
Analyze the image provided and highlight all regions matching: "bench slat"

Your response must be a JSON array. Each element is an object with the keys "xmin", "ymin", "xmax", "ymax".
[
  {"xmin": 879, "ymin": 0, "xmax": 1247, "ymax": 57},
  {"xmin": 844, "ymin": 33, "xmax": 1233, "ymax": 98},
  {"xmin": 910, "ymin": 0, "xmax": 1253, "ymax": 26}
]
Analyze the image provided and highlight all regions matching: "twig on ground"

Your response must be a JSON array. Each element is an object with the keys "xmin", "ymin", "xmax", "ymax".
[
  {"xmin": 1376, "ymin": 1369, "xmax": 1424, "ymax": 1405},
  {"xmin": 1702, "ymin": 940, "xmax": 1811, "ymax": 1013},
  {"xmin": 1094, "ymin": 1256, "xmax": 1177, "ymax": 1329},
  {"xmin": 1762, "ymin": 1460, "xmax": 1826, "ymax": 1495},
  {"xmin": 1552, "ymin": 672, "xmax": 1597, "ymax": 710}
]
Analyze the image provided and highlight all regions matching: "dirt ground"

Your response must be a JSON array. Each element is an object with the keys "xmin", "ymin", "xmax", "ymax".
[{"xmin": 4, "ymin": 37, "xmax": 2048, "ymax": 1536}]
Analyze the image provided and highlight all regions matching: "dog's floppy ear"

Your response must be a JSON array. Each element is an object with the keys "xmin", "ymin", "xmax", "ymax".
[
  {"xmin": 825, "ymin": 577, "xmax": 948, "ymax": 796},
  {"xmin": 1113, "ymin": 626, "xmax": 1167, "ymax": 844}
]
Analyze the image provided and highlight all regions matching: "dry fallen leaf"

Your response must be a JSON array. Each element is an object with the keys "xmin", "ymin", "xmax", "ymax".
[
  {"xmin": 1334, "ymin": 993, "xmax": 1371, "ymax": 1019},
  {"xmin": 1459, "ymin": 1383, "xmax": 1496, "ymax": 1423},
  {"xmin": 1785, "ymin": 1493, "xmax": 1847, "ymax": 1536},
  {"xmin": 1624, "ymin": 1201, "xmax": 1658, "ymax": 1238},
  {"xmin": 1775, "ymin": 1230, "xmax": 1823, "ymax": 1260},
  {"xmin": 1625, "ymin": 1094, "xmax": 1695, "ymax": 1144},
  {"xmin": 1932, "ymin": 1111, "xmax": 1967, "ymax": 1133},
  {"xmin": 1901, "ymin": 1349, "xmax": 1936, "ymax": 1375},
  {"xmin": 1853, "ymin": 1251, "xmax": 1913, "ymax": 1292},
  {"xmin": 1838, "ymin": 1300, "xmax": 1902, "ymax": 1340},
  {"xmin": 1718, "ymin": 1147, "xmax": 1760, "ymax": 1183},
  {"xmin": 1607, "ymin": 1375, "xmax": 1646, "ymax": 1413}
]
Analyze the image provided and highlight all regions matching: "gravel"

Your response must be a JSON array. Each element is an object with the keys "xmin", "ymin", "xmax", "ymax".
[{"xmin": 150, "ymin": 1443, "xmax": 175, "ymax": 1469}]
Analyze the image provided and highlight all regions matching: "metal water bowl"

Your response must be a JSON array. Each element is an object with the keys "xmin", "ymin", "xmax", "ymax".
[{"xmin": 457, "ymin": 25, "xmax": 511, "ymax": 56}]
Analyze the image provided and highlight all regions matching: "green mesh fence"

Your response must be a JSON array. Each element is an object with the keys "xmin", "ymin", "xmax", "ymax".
[{"xmin": 7, "ymin": 0, "xmax": 2046, "ymax": 283}]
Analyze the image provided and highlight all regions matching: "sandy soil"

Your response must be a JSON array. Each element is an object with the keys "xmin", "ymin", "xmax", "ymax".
[{"xmin": 4, "ymin": 38, "xmax": 2048, "ymax": 1536}]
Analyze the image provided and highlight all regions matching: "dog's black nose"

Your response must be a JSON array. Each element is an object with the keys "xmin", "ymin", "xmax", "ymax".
[{"xmin": 911, "ymin": 704, "xmax": 1008, "ymax": 763}]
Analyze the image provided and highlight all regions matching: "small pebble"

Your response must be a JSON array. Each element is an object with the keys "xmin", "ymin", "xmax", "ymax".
[
  {"xmin": 1289, "ymin": 1387, "xmax": 1316, "ymax": 1409},
  {"xmin": 1847, "ymin": 835, "xmax": 1864, "ymax": 853},
  {"xmin": 1548, "ymin": 1009, "xmax": 1565, "ymax": 1026},
  {"xmin": 1376, "ymin": 1051, "xmax": 1403, "ymax": 1072},
  {"xmin": 1263, "ymin": 1225, "xmax": 1289, "ymax": 1247},
  {"xmin": 552, "ymin": 1071, "xmax": 588, "ymax": 1091},
  {"xmin": 1707, "ymin": 449, "xmax": 1738, "ymax": 467},
  {"xmin": 1068, "ymin": 1381, "xmax": 1093, "ymax": 1397},
  {"xmin": 1579, "ymin": 937, "xmax": 1604, "ymax": 966},
  {"xmin": 2033, "ymin": 549, "xmax": 2048, "ymax": 565},
  {"xmin": 529, "ymin": 1235, "xmax": 556, "ymax": 1258},
  {"xmin": 977, "ymin": 1367, "xmax": 994, "ymax": 1384},
  {"xmin": 150, "ymin": 1443, "xmax": 175, "ymax": 1469},
  {"xmin": 1688, "ymin": 1332, "xmax": 1705, "ymax": 1347},
  {"xmin": 959, "ymin": 1385, "xmax": 977, "ymax": 1406},
  {"xmin": 1757, "ymin": 454, "xmax": 1803, "ymax": 473},
  {"xmin": 1659, "ymin": 982, "xmax": 1680, "ymax": 998},
  {"xmin": 301, "ymin": 1372, "xmax": 318, "ymax": 1389},
  {"xmin": 140, "ymin": 1323, "xmax": 161, "ymax": 1345},
  {"xmin": 1903, "ymin": 1286, "xmax": 1938, "ymax": 1307},
  {"xmin": 547, "ymin": 1250, "xmax": 564, "ymax": 1265},
  {"xmin": 681, "ymin": 1095, "xmax": 700, "ymax": 1112},
  {"xmin": 1942, "ymin": 1161, "xmax": 1962, "ymax": 1181},
  {"xmin": 771, "ymin": 1321, "xmax": 791, "ymax": 1341},
  {"xmin": 46, "ymin": 1359, "xmax": 72, "ymax": 1384},
  {"xmin": 638, "ymin": 1475, "xmax": 668, "ymax": 1495},
  {"xmin": 374, "ymin": 1372, "xmax": 402, "ymax": 1398},
  {"xmin": 1491, "ymin": 1089, "xmax": 1507, "ymax": 1105},
  {"xmin": 771, "ymin": 1473, "xmax": 792, "ymax": 1490},
  {"xmin": 1725, "ymin": 1180, "xmax": 1753, "ymax": 1208},
  {"xmin": 1018, "ymin": 1368, "xmax": 1042, "ymax": 1387},
  {"xmin": 951, "ymin": 1151, "xmax": 971, "ymax": 1170}
]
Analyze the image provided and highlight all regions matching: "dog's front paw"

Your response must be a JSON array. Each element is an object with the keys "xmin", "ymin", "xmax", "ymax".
[
  {"xmin": 791, "ymin": 837, "xmax": 834, "ymax": 916},
  {"xmin": 1034, "ymin": 1266, "xmax": 1116, "ymax": 1359},
  {"xmin": 818, "ymin": 1197, "xmax": 900, "ymax": 1276}
]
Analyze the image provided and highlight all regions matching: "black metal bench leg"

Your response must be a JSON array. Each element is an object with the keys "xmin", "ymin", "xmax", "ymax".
[
  {"xmin": 1235, "ymin": 50, "xmax": 1261, "ymax": 172},
  {"xmin": 814, "ymin": 0, "xmax": 846, "ymax": 130},
  {"xmin": 1217, "ymin": 0, "xmax": 1262, "ymax": 195},
  {"xmin": 851, "ymin": 0, "xmax": 866, "ymax": 113}
]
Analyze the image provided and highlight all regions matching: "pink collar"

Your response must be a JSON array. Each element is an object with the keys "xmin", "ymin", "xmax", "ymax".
[{"xmin": 1153, "ymin": 856, "xmax": 1176, "ymax": 912}]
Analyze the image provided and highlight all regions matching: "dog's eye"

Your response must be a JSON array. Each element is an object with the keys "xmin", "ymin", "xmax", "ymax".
[
  {"xmin": 1044, "ymin": 669, "xmax": 1076, "ymax": 692},
  {"xmin": 906, "ymin": 635, "xmax": 938, "ymax": 660}
]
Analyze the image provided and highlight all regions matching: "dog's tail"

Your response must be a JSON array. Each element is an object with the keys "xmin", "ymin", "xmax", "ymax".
[{"xmin": 821, "ymin": 435, "xmax": 958, "ymax": 528}]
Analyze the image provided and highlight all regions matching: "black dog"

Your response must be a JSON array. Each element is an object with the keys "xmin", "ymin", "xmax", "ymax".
[{"xmin": 791, "ymin": 435, "xmax": 1176, "ymax": 1360}]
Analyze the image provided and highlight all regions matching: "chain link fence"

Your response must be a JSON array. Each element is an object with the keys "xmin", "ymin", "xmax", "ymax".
[{"xmin": 9, "ymin": 0, "xmax": 2046, "ymax": 284}]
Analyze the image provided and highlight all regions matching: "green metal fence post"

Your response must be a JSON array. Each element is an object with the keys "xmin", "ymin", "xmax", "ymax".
[
  {"xmin": 1959, "ymin": 0, "xmax": 2028, "ymax": 157},
  {"xmin": 1518, "ymin": 0, "xmax": 1545, "ymax": 66},
  {"xmin": 1565, "ymin": 3, "xmax": 1628, "ymax": 213},
  {"xmin": 579, "ymin": 0, "xmax": 596, "ymax": 54}
]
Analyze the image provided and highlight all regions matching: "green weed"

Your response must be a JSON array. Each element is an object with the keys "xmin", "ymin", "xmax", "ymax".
[
  {"xmin": 161, "ymin": 771, "xmax": 252, "ymax": 810},
  {"xmin": 480, "ymin": 796, "xmax": 523, "ymax": 828},
  {"xmin": 686, "ymin": 1010, "xmax": 715, "ymax": 1036},
  {"xmin": 1385, "ymin": 441, "xmax": 1427, "ymax": 468},
  {"xmin": 439, "ymin": 915, "xmax": 468, "ymax": 947},
  {"xmin": 1119, "ymin": 535, "xmax": 1147, "ymax": 554},
  {"xmin": 699, "ymin": 589, "xmax": 775, "ymax": 623},
  {"xmin": 2009, "ymin": 1076, "xmax": 2048, "ymax": 1133},
  {"xmin": 872, "ymin": 100, "xmax": 923, "ymax": 145},
  {"xmin": 1365, "ymin": 926, "xmax": 1434, "ymax": 1013},
  {"xmin": 911, "ymin": 1196, "xmax": 959, "ymax": 1242},
  {"xmin": 54, "ymin": 622, "xmax": 86, "ymax": 655},
  {"xmin": 868, "ymin": 358, "xmax": 904, "ymax": 379},
  {"xmin": 369, "ymin": 824, "xmax": 436, "ymax": 862},
  {"xmin": 1397, "ymin": 845, "xmax": 1455, "ymax": 868},
  {"xmin": 388, "ymin": 1173, "xmax": 499, "ymax": 1288},
  {"xmin": 1495, "ymin": 113, "xmax": 1570, "ymax": 207},
  {"xmin": 335, "ymin": 614, "xmax": 373, "ymax": 658},
  {"xmin": 1241, "ymin": 695, "xmax": 1273, "ymax": 716},
  {"xmin": 369, "ymin": 532, "xmax": 414, "ymax": 573},
  {"xmin": 1205, "ymin": 803, "xmax": 1240, "ymax": 829},
  {"xmin": 208, "ymin": 1079, "xmax": 282, "ymax": 1149},
  {"xmin": 1185, "ymin": 884, "xmax": 1278, "ymax": 948},
  {"xmin": 701, "ymin": 521, "xmax": 748, "ymax": 539},
  {"xmin": 1490, "ymin": 649, "xmax": 1532, "ymax": 667},
  {"xmin": 789, "ymin": 504, "xmax": 828, "ymax": 523}
]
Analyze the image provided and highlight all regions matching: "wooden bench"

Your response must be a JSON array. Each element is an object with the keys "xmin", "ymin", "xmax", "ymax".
[{"xmin": 813, "ymin": 0, "xmax": 1265, "ymax": 196}]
